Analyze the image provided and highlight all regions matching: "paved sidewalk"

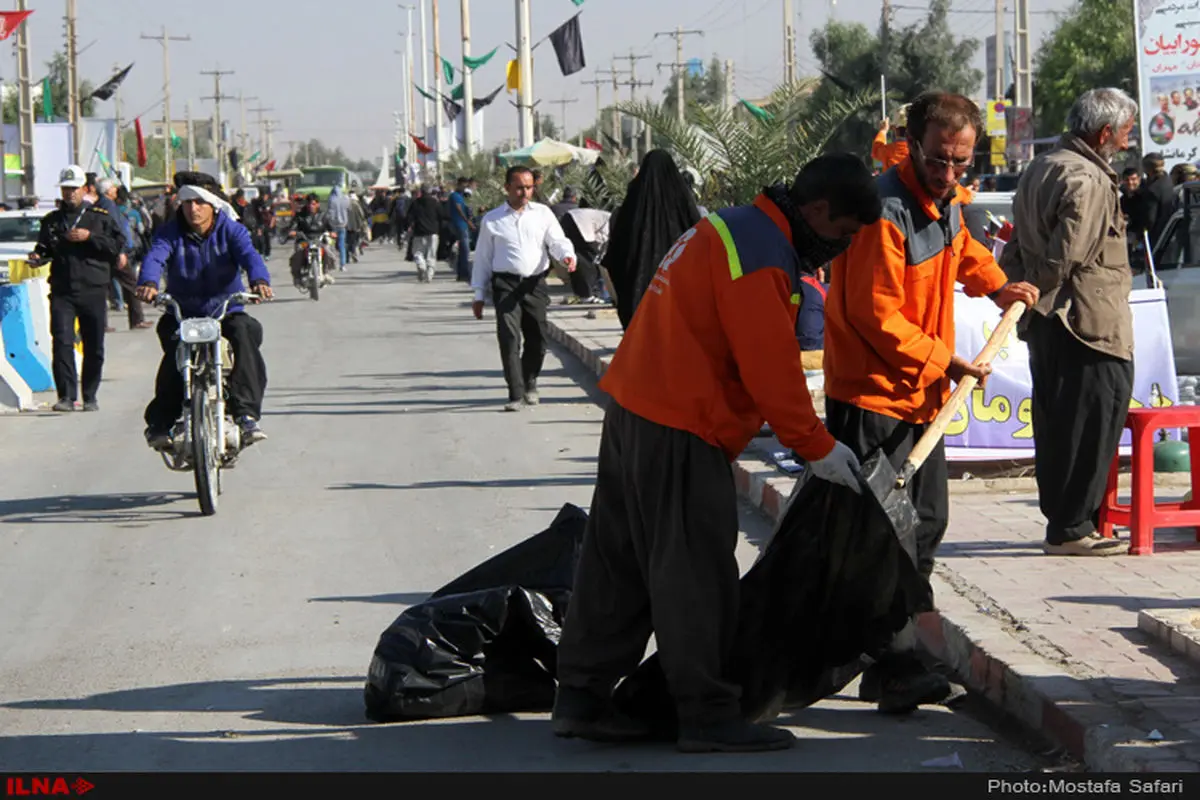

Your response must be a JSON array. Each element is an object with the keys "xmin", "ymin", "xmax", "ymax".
[{"xmin": 546, "ymin": 295, "xmax": 1200, "ymax": 773}]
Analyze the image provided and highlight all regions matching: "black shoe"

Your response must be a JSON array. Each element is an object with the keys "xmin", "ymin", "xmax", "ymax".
[
  {"xmin": 677, "ymin": 720, "xmax": 795, "ymax": 753},
  {"xmin": 875, "ymin": 665, "xmax": 952, "ymax": 715},
  {"xmin": 551, "ymin": 686, "xmax": 652, "ymax": 742},
  {"xmin": 145, "ymin": 426, "xmax": 174, "ymax": 451},
  {"xmin": 81, "ymin": 401, "xmax": 98, "ymax": 412},
  {"xmin": 51, "ymin": 399, "xmax": 75, "ymax": 413}
]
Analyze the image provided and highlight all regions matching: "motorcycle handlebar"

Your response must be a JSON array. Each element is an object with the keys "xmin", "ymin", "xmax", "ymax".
[{"xmin": 156, "ymin": 291, "xmax": 260, "ymax": 322}]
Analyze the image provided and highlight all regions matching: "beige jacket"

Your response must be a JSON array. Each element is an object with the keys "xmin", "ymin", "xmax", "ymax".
[{"xmin": 1000, "ymin": 133, "xmax": 1133, "ymax": 360}]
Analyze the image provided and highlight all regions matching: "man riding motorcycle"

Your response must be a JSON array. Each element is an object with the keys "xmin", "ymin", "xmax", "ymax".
[
  {"xmin": 289, "ymin": 193, "xmax": 337, "ymax": 290},
  {"xmin": 136, "ymin": 172, "xmax": 274, "ymax": 450}
]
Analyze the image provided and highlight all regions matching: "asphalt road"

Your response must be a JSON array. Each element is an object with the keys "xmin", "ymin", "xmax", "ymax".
[{"xmin": 0, "ymin": 244, "xmax": 1050, "ymax": 772}]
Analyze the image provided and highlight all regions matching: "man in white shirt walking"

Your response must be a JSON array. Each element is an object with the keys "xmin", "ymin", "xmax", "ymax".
[{"xmin": 472, "ymin": 166, "xmax": 576, "ymax": 411}]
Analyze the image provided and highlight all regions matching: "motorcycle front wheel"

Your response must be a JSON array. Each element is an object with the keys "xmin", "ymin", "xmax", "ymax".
[
  {"xmin": 191, "ymin": 381, "xmax": 220, "ymax": 516},
  {"xmin": 309, "ymin": 255, "xmax": 321, "ymax": 301}
]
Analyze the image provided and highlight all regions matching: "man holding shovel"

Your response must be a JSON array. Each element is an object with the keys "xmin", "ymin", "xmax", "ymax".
[{"xmin": 824, "ymin": 91, "xmax": 1039, "ymax": 714}]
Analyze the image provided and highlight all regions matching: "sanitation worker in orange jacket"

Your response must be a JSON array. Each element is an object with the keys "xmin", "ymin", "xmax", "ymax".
[
  {"xmin": 825, "ymin": 91, "xmax": 1039, "ymax": 716},
  {"xmin": 872, "ymin": 105, "xmax": 911, "ymax": 171},
  {"xmin": 553, "ymin": 154, "xmax": 883, "ymax": 753}
]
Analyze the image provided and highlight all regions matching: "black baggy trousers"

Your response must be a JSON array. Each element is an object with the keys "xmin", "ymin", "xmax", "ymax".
[
  {"xmin": 49, "ymin": 291, "xmax": 107, "ymax": 404},
  {"xmin": 557, "ymin": 402, "xmax": 744, "ymax": 727},
  {"xmin": 825, "ymin": 398, "xmax": 949, "ymax": 668},
  {"xmin": 492, "ymin": 271, "xmax": 549, "ymax": 402},
  {"xmin": 144, "ymin": 312, "xmax": 267, "ymax": 430},
  {"xmin": 1025, "ymin": 313, "xmax": 1134, "ymax": 544}
]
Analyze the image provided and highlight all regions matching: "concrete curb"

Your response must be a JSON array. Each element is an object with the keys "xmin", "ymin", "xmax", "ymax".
[{"xmin": 546, "ymin": 313, "xmax": 1190, "ymax": 773}]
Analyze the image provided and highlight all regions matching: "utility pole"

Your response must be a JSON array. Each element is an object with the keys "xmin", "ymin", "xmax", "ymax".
[
  {"xmin": 618, "ymin": 51, "xmax": 652, "ymax": 160},
  {"xmin": 598, "ymin": 62, "xmax": 628, "ymax": 148},
  {"xmin": 432, "ymin": 0, "xmax": 443, "ymax": 175},
  {"xmin": 418, "ymin": 0, "xmax": 430, "ymax": 171},
  {"xmin": 248, "ymin": 105, "xmax": 273, "ymax": 159},
  {"xmin": 1013, "ymin": 0, "xmax": 1032, "ymax": 169},
  {"xmin": 16, "ymin": 0, "xmax": 34, "ymax": 195},
  {"xmin": 654, "ymin": 27, "xmax": 704, "ymax": 123},
  {"xmin": 65, "ymin": 0, "xmax": 81, "ymax": 164},
  {"xmin": 200, "ymin": 65, "xmax": 235, "ymax": 186},
  {"xmin": 460, "ymin": 0, "xmax": 474, "ymax": 157},
  {"xmin": 515, "ymin": 0, "xmax": 535, "ymax": 147},
  {"xmin": 112, "ymin": 62, "xmax": 125, "ymax": 163},
  {"xmin": 724, "ymin": 59, "xmax": 735, "ymax": 111},
  {"xmin": 264, "ymin": 120, "xmax": 279, "ymax": 164},
  {"xmin": 141, "ymin": 25, "xmax": 192, "ymax": 186},
  {"xmin": 238, "ymin": 92, "xmax": 259, "ymax": 157},
  {"xmin": 400, "ymin": 5, "xmax": 416, "ymax": 147},
  {"xmin": 281, "ymin": 140, "xmax": 302, "ymax": 168},
  {"xmin": 394, "ymin": 40, "xmax": 411, "ymax": 147},
  {"xmin": 582, "ymin": 75, "xmax": 605, "ymax": 140},
  {"xmin": 185, "ymin": 100, "xmax": 195, "ymax": 170},
  {"xmin": 783, "ymin": 0, "xmax": 796, "ymax": 85},
  {"xmin": 549, "ymin": 96, "xmax": 578, "ymax": 143},
  {"xmin": 993, "ymin": 0, "xmax": 1004, "ymax": 102}
]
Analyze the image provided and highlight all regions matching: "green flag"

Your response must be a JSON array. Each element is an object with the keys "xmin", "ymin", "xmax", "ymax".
[
  {"xmin": 247, "ymin": 150, "xmax": 262, "ymax": 164},
  {"xmin": 41, "ymin": 77, "xmax": 53, "ymax": 121},
  {"xmin": 571, "ymin": 0, "xmax": 585, "ymax": 5},
  {"xmin": 441, "ymin": 57, "xmax": 455, "ymax": 84},
  {"xmin": 451, "ymin": 83, "xmax": 464, "ymax": 101},
  {"xmin": 740, "ymin": 99, "xmax": 773, "ymax": 122},
  {"xmin": 416, "ymin": 85, "xmax": 438, "ymax": 102},
  {"xmin": 463, "ymin": 47, "xmax": 498, "ymax": 71},
  {"xmin": 170, "ymin": 129, "xmax": 182, "ymax": 149}
]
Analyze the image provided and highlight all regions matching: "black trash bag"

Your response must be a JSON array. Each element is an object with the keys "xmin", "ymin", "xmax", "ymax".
[
  {"xmin": 364, "ymin": 503, "xmax": 588, "ymax": 722},
  {"xmin": 612, "ymin": 453, "xmax": 928, "ymax": 738}
]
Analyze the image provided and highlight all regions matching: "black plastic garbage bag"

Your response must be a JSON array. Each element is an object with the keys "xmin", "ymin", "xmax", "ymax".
[
  {"xmin": 364, "ymin": 503, "xmax": 588, "ymax": 722},
  {"xmin": 613, "ymin": 455, "xmax": 929, "ymax": 738}
]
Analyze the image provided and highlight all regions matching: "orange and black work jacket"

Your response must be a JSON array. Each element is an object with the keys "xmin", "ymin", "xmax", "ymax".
[
  {"xmin": 824, "ymin": 158, "xmax": 1009, "ymax": 425},
  {"xmin": 599, "ymin": 194, "xmax": 835, "ymax": 463},
  {"xmin": 872, "ymin": 130, "xmax": 910, "ymax": 171}
]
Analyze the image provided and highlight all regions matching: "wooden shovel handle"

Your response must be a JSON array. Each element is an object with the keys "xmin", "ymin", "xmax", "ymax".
[{"xmin": 895, "ymin": 301, "xmax": 1027, "ymax": 488}]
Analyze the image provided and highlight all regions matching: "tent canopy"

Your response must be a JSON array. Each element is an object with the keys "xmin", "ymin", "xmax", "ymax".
[{"xmin": 498, "ymin": 138, "xmax": 599, "ymax": 168}]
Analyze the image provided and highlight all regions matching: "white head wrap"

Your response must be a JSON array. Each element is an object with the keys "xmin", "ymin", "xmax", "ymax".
[{"xmin": 176, "ymin": 184, "xmax": 237, "ymax": 219}]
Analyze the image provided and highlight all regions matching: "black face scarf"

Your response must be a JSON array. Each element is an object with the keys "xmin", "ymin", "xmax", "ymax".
[{"xmin": 761, "ymin": 183, "xmax": 853, "ymax": 275}]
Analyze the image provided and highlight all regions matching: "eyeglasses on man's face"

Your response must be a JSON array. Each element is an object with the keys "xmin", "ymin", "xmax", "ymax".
[{"xmin": 914, "ymin": 141, "xmax": 973, "ymax": 175}]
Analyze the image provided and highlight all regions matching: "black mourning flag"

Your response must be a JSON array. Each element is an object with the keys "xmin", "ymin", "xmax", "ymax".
[
  {"xmin": 549, "ymin": 14, "xmax": 585, "ymax": 76},
  {"xmin": 90, "ymin": 63, "xmax": 133, "ymax": 101},
  {"xmin": 442, "ymin": 95, "xmax": 463, "ymax": 123},
  {"xmin": 472, "ymin": 84, "xmax": 504, "ymax": 112}
]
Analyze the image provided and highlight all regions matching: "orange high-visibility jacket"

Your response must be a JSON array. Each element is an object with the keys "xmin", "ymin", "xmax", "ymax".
[
  {"xmin": 872, "ymin": 130, "xmax": 910, "ymax": 171},
  {"xmin": 824, "ymin": 159, "xmax": 1009, "ymax": 424},
  {"xmin": 599, "ymin": 195, "xmax": 835, "ymax": 463}
]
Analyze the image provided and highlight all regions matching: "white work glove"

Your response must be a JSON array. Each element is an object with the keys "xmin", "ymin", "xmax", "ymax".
[{"xmin": 807, "ymin": 441, "xmax": 862, "ymax": 493}]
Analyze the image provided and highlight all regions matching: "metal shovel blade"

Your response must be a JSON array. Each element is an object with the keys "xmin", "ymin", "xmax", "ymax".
[{"xmin": 858, "ymin": 449, "xmax": 920, "ymax": 569}]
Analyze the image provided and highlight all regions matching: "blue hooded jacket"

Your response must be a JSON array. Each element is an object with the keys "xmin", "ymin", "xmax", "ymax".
[{"xmin": 138, "ymin": 210, "xmax": 271, "ymax": 318}]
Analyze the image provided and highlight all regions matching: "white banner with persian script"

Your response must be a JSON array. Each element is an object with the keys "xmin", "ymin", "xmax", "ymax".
[{"xmin": 1135, "ymin": 0, "xmax": 1200, "ymax": 171}]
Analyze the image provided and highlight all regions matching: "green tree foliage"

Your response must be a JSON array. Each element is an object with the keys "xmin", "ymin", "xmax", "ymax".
[
  {"xmin": 3, "ymin": 51, "xmax": 97, "ymax": 124},
  {"xmin": 1031, "ymin": 0, "xmax": 1136, "ymax": 137},
  {"xmin": 808, "ymin": 0, "xmax": 982, "ymax": 156},
  {"xmin": 661, "ymin": 57, "xmax": 727, "ymax": 119},
  {"xmin": 287, "ymin": 138, "xmax": 377, "ymax": 173},
  {"xmin": 120, "ymin": 129, "xmax": 212, "ymax": 182}
]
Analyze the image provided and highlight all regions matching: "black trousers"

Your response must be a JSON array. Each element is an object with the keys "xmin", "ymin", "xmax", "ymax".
[
  {"xmin": 49, "ymin": 291, "xmax": 107, "ymax": 404},
  {"xmin": 114, "ymin": 264, "xmax": 145, "ymax": 327},
  {"xmin": 825, "ymin": 398, "xmax": 949, "ymax": 668},
  {"xmin": 257, "ymin": 227, "xmax": 272, "ymax": 257},
  {"xmin": 561, "ymin": 216, "xmax": 602, "ymax": 298},
  {"xmin": 557, "ymin": 402, "xmax": 743, "ymax": 727},
  {"xmin": 1025, "ymin": 313, "xmax": 1134, "ymax": 544},
  {"xmin": 144, "ymin": 311, "xmax": 267, "ymax": 430},
  {"xmin": 492, "ymin": 272, "xmax": 549, "ymax": 401}
]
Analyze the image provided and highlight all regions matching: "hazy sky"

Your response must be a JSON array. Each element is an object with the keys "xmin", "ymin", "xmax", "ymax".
[{"xmin": 4, "ymin": 0, "xmax": 1077, "ymax": 161}]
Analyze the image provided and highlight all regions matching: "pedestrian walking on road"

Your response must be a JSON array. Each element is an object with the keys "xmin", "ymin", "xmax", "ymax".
[
  {"xmin": 327, "ymin": 184, "xmax": 352, "ymax": 270},
  {"xmin": 470, "ymin": 166, "xmax": 575, "ymax": 411},
  {"xmin": 601, "ymin": 150, "xmax": 700, "ymax": 330},
  {"xmin": 405, "ymin": 185, "xmax": 442, "ymax": 282},
  {"xmin": 449, "ymin": 177, "xmax": 476, "ymax": 282},
  {"xmin": 553, "ymin": 155, "xmax": 873, "ymax": 753},
  {"xmin": 824, "ymin": 91, "xmax": 1039, "ymax": 712},
  {"xmin": 1000, "ymin": 88, "xmax": 1139, "ymax": 557},
  {"xmin": 27, "ymin": 165, "xmax": 126, "ymax": 413}
]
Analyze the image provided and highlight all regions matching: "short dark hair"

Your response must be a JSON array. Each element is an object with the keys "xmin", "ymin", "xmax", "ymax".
[
  {"xmin": 115, "ymin": 186, "xmax": 130, "ymax": 205},
  {"xmin": 457, "ymin": 176, "xmax": 469, "ymax": 185},
  {"xmin": 906, "ymin": 91, "xmax": 983, "ymax": 145},
  {"xmin": 790, "ymin": 153, "xmax": 882, "ymax": 225},
  {"xmin": 505, "ymin": 165, "xmax": 534, "ymax": 185},
  {"xmin": 1122, "ymin": 166, "xmax": 1140, "ymax": 179}
]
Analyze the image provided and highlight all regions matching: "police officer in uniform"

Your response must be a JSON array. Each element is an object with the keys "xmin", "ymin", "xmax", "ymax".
[{"xmin": 27, "ymin": 165, "xmax": 126, "ymax": 412}]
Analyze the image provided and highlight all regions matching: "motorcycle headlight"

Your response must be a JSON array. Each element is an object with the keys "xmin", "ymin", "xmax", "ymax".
[{"xmin": 179, "ymin": 318, "xmax": 221, "ymax": 344}]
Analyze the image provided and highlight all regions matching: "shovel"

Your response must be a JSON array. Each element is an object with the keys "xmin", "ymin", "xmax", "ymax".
[{"xmin": 858, "ymin": 301, "xmax": 1028, "ymax": 566}]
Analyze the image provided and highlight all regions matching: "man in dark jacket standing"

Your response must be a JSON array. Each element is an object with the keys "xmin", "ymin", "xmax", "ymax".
[
  {"xmin": 405, "ymin": 185, "xmax": 443, "ymax": 282},
  {"xmin": 1135, "ymin": 153, "xmax": 1177, "ymax": 248},
  {"xmin": 27, "ymin": 165, "xmax": 126, "ymax": 413}
]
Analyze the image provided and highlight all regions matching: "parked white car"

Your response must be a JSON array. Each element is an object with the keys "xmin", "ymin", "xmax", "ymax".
[{"xmin": 0, "ymin": 209, "xmax": 43, "ymax": 261}]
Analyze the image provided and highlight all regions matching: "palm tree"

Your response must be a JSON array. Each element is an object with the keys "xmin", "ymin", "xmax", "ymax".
[{"xmin": 616, "ymin": 78, "xmax": 879, "ymax": 209}]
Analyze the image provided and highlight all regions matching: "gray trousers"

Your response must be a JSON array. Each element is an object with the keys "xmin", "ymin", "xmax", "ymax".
[
  {"xmin": 557, "ymin": 402, "xmax": 743, "ymax": 727},
  {"xmin": 412, "ymin": 234, "xmax": 437, "ymax": 278}
]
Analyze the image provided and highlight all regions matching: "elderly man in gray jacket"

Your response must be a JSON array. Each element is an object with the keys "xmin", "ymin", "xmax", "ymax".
[{"xmin": 1001, "ymin": 88, "xmax": 1138, "ymax": 557}]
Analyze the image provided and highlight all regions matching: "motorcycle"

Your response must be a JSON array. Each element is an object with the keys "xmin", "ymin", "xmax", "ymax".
[
  {"xmin": 294, "ymin": 232, "xmax": 334, "ymax": 301},
  {"xmin": 154, "ymin": 291, "xmax": 261, "ymax": 517}
]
